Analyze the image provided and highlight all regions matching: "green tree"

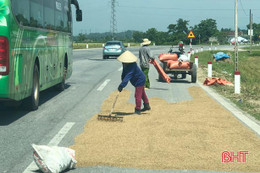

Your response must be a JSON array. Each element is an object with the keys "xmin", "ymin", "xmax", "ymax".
[
  {"xmin": 175, "ymin": 18, "xmax": 189, "ymax": 34},
  {"xmin": 216, "ymin": 28, "xmax": 232, "ymax": 44},
  {"xmin": 167, "ymin": 18, "xmax": 189, "ymax": 44},
  {"xmin": 145, "ymin": 28, "xmax": 159, "ymax": 43},
  {"xmin": 133, "ymin": 31, "xmax": 144, "ymax": 43},
  {"xmin": 167, "ymin": 24, "xmax": 177, "ymax": 34},
  {"xmin": 193, "ymin": 19, "xmax": 218, "ymax": 43},
  {"xmin": 247, "ymin": 23, "xmax": 260, "ymax": 42},
  {"xmin": 77, "ymin": 33, "xmax": 87, "ymax": 42},
  {"xmin": 216, "ymin": 32, "xmax": 228, "ymax": 44}
]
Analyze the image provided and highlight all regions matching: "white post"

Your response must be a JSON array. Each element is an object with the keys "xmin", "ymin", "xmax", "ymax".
[
  {"xmin": 86, "ymin": 43, "xmax": 89, "ymax": 49},
  {"xmin": 153, "ymin": 43, "xmax": 156, "ymax": 46},
  {"xmin": 187, "ymin": 51, "xmax": 191, "ymax": 60},
  {"xmin": 201, "ymin": 47, "xmax": 203, "ymax": 52},
  {"xmin": 128, "ymin": 43, "xmax": 130, "ymax": 47},
  {"xmin": 235, "ymin": 71, "xmax": 240, "ymax": 94},
  {"xmin": 191, "ymin": 49, "xmax": 195, "ymax": 55},
  {"xmin": 102, "ymin": 43, "xmax": 105, "ymax": 47},
  {"xmin": 195, "ymin": 56, "xmax": 198, "ymax": 67},
  {"xmin": 208, "ymin": 61, "xmax": 212, "ymax": 78},
  {"xmin": 215, "ymin": 46, "xmax": 217, "ymax": 50}
]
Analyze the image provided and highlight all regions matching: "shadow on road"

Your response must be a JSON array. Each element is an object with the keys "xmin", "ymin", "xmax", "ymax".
[
  {"xmin": 0, "ymin": 84, "xmax": 71, "ymax": 126},
  {"xmin": 88, "ymin": 58, "xmax": 107, "ymax": 62},
  {"xmin": 156, "ymin": 78, "xmax": 192, "ymax": 84},
  {"xmin": 88, "ymin": 57, "xmax": 118, "ymax": 61},
  {"xmin": 150, "ymin": 87, "xmax": 169, "ymax": 91},
  {"xmin": 113, "ymin": 111, "xmax": 149, "ymax": 116},
  {"xmin": 113, "ymin": 112, "xmax": 135, "ymax": 116}
]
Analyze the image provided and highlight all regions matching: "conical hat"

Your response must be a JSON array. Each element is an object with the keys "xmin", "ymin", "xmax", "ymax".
[
  {"xmin": 141, "ymin": 38, "xmax": 151, "ymax": 46},
  {"xmin": 117, "ymin": 51, "xmax": 137, "ymax": 63}
]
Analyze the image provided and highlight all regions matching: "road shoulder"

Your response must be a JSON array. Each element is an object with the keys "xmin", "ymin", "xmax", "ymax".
[{"xmin": 198, "ymin": 82, "xmax": 260, "ymax": 137}]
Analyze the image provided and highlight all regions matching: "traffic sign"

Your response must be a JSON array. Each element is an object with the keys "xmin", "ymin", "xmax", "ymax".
[
  {"xmin": 187, "ymin": 30, "xmax": 196, "ymax": 39},
  {"xmin": 248, "ymin": 29, "xmax": 253, "ymax": 36}
]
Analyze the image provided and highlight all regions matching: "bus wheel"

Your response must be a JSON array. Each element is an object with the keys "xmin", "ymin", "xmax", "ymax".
[
  {"xmin": 56, "ymin": 66, "xmax": 67, "ymax": 91},
  {"xmin": 24, "ymin": 64, "xmax": 40, "ymax": 111}
]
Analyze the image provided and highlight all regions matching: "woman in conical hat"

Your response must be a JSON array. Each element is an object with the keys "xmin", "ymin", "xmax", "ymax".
[{"xmin": 117, "ymin": 51, "xmax": 151, "ymax": 114}]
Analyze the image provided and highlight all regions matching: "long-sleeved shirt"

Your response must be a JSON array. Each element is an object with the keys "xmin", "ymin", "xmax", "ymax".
[
  {"xmin": 139, "ymin": 45, "xmax": 153, "ymax": 69},
  {"xmin": 119, "ymin": 62, "xmax": 145, "ymax": 88}
]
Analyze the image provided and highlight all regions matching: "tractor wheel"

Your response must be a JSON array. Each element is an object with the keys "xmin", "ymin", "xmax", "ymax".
[{"xmin": 191, "ymin": 65, "xmax": 197, "ymax": 83}]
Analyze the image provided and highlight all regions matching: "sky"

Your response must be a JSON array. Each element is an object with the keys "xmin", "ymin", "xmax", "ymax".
[{"xmin": 71, "ymin": 0, "xmax": 260, "ymax": 35}]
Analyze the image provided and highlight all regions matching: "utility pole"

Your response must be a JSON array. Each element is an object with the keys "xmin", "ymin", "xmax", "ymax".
[
  {"xmin": 234, "ymin": 0, "xmax": 240, "ymax": 94},
  {"xmin": 250, "ymin": 9, "xmax": 253, "ymax": 54},
  {"xmin": 235, "ymin": 0, "xmax": 238, "ymax": 71},
  {"xmin": 110, "ymin": 0, "xmax": 117, "ymax": 40}
]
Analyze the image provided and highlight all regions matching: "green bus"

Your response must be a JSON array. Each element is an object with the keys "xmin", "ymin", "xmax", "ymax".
[{"xmin": 0, "ymin": 0, "xmax": 82, "ymax": 110}]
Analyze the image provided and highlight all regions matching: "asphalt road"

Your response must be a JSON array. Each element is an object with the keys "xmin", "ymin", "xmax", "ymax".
[{"xmin": 0, "ymin": 45, "xmax": 235, "ymax": 173}]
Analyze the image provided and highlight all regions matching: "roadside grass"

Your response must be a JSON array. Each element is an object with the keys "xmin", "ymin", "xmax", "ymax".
[
  {"xmin": 242, "ymin": 46, "xmax": 260, "ymax": 51},
  {"xmin": 73, "ymin": 42, "xmax": 140, "ymax": 49},
  {"xmin": 191, "ymin": 48, "xmax": 260, "ymax": 121},
  {"xmin": 73, "ymin": 43, "xmax": 104, "ymax": 49}
]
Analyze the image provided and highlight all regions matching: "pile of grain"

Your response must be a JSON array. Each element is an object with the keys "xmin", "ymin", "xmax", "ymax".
[{"xmin": 70, "ymin": 87, "xmax": 260, "ymax": 172}]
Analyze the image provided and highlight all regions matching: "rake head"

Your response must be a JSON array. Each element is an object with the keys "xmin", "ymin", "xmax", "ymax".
[{"xmin": 97, "ymin": 114, "xmax": 123, "ymax": 122}]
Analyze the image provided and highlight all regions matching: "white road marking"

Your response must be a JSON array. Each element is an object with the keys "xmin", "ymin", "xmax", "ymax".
[
  {"xmin": 47, "ymin": 122, "xmax": 75, "ymax": 146},
  {"xmin": 23, "ymin": 122, "xmax": 75, "ymax": 173},
  {"xmin": 97, "ymin": 79, "xmax": 111, "ymax": 91},
  {"xmin": 118, "ymin": 67, "xmax": 123, "ymax": 71}
]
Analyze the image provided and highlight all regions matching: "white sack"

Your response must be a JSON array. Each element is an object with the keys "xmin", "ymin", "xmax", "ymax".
[
  {"xmin": 179, "ymin": 54, "xmax": 190, "ymax": 62},
  {"xmin": 32, "ymin": 144, "xmax": 77, "ymax": 173}
]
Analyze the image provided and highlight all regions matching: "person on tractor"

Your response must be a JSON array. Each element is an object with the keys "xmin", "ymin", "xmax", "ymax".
[
  {"xmin": 168, "ymin": 41, "xmax": 185, "ymax": 56},
  {"xmin": 178, "ymin": 41, "xmax": 184, "ymax": 54}
]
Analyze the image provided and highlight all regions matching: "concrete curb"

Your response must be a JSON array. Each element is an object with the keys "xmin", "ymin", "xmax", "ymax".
[{"xmin": 198, "ymin": 82, "xmax": 260, "ymax": 137}]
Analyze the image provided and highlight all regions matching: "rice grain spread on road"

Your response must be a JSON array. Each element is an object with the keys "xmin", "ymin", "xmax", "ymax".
[{"xmin": 70, "ymin": 86, "xmax": 260, "ymax": 172}]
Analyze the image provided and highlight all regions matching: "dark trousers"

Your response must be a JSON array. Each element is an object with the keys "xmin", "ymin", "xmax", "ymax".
[
  {"xmin": 135, "ymin": 86, "xmax": 149, "ymax": 110},
  {"xmin": 141, "ymin": 67, "xmax": 150, "ymax": 88}
]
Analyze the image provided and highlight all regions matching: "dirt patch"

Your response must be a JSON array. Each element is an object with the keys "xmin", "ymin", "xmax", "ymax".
[{"xmin": 70, "ymin": 87, "xmax": 260, "ymax": 172}]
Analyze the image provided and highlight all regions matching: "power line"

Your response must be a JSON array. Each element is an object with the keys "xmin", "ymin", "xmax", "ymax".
[
  {"xmin": 239, "ymin": 0, "xmax": 248, "ymax": 16},
  {"xmin": 110, "ymin": 0, "xmax": 117, "ymax": 40},
  {"xmin": 119, "ymin": 5, "xmax": 260, "ymax": 11}
]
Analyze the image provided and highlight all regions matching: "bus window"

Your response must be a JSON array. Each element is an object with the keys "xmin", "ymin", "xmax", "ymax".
[
  {"xmin": 55, "ymin": 0, "xmax": 64, "ymax": 31},
  {"xmin": 12, "ymin": 0, "xmax": 30, "ymax": 26},
  {"xmin": 30, "ymin": 0, "xmax": 43, "ymax": 28},
  {"xmin": 63, "ymin": 0, "xmax": 71, "ymax": 32},
  {"xmin": 43, "ymin": 0, "xmax": 55, "ymax": 30}
]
